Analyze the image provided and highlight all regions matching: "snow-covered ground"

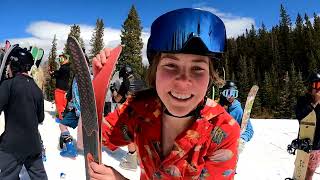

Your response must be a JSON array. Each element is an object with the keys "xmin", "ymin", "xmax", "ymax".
[{"xmin": 0, "ymin": 100, "xmax": 319, "ymax": 180}]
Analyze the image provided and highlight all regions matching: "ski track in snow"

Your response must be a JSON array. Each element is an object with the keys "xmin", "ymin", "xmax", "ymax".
[{"xmin": 0, "ymin": 101, "xmax": 319, "ymax": 180}]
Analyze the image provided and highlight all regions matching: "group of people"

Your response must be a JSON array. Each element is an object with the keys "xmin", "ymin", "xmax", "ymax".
[{"xmin": 0, "ymin": 7, "xmax": 318, "ymax": 180}]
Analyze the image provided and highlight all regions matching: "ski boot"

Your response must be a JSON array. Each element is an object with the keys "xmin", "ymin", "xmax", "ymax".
[
  {"xmin": 55, "ymin": 117, "xmax": 62, "ymax": 123},
  {"xmin": 60, "ymin": 134, "xmax": 78, "ymax": 159},
  {"xmin": 120, "ymin": 151, "xmax": 138, "ymax": 171},
  {"xmin": 59, "ymin": 134, "xmax": 67, "ymax": 149}
]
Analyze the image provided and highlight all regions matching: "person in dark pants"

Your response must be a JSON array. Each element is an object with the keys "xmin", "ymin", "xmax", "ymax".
[
  {"xmin": 50, "ymin": 54, "xmax": 71, "ymax": 121},
  {"xmin": 58, "ymin": 77, "xmax": 80, "ymax": 158},
  {"xmin": 109, "ymin": 65, "xmax": 146, "ymax": 171},
  {"xmin": 295, "ymin": 70, "xmax": 320, "ymax": 180},
  {"xmin": 0, "ymin": 46, "xmax": 47, "ymax": 180}
]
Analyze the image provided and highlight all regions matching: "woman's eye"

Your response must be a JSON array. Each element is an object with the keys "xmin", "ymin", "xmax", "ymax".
[
  {"xmin": 164, "ymin": 64, "xmax": 177, "ymax": 69},
  {"xmin": 192, "ymin": 66, "xmax": 205, "ymax": 72}
]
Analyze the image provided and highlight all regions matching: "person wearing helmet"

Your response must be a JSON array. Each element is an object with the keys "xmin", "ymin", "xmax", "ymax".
[
  {"xmin": 295, "ymin": 70, "xmax": 320, "ymax": 180},
  {"xmin": 57, "ymin": 78, "xmax": 80, "ymax": 159},
  {"xmin": 50, "ymin": 53, "xmax": 71, "ymax": 121},
  {"xmin": 0, "ymin": 46, "xmax": 47, "ymax": 179},
  {"xmin": 108, "ymin": 65, "xmax": 146, "ymax": 171},
  {"xmin": 219, "ymin": 80, "xmax": 254, "ymax": 154},
  {"xmin": 89, "ymin": 8, "xmax": 239, "ymax": 179},
  {"xmin": 112, "ymin": 65, "xmax": 135, "ymax": 103}
]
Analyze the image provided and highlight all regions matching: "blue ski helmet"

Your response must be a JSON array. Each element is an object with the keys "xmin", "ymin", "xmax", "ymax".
[{"xmin": 147, "ymin": 8, "xmax": 227, "ymax": 64}]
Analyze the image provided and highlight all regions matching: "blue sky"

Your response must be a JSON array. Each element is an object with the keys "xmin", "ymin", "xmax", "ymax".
[{"xmin": 1, "ymin": 0, "xmax": 319, "ymax": 64}]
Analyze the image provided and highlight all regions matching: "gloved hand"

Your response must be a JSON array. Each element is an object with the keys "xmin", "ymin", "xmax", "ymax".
[
  {"xmin": 219, "ymin": 95, "xmax": 231, "ymax": 106},
  {"xmin": 110, "ymin": 83, "xmax": 116, "ymax": 93}
]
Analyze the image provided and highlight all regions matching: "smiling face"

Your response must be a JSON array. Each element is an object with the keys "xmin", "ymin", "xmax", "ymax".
[{"xmin": 155, "ymin": 53, "xmax": 210, "ymax": 117}]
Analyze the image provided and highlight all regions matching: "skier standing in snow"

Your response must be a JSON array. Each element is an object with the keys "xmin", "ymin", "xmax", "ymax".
[
  {"xmin": 0, "ymin": 46, "xmax": 47, "ymax": 179},
  {"xmin": 295, "ymin": 70, "xmax": 320, "ymax": 180},
  {"xmin": 219, "ymin": 80, "xmax": 254, "ymax": 154},
  {"xmin": 50, "ymin": 53, "xmax": 71, "ymax": 121},
  {"xmin": 58, "ymin": 77, "xmax": 80, "ymax": 158},
  {"xmin": 110, "ymin": 65, "xmax": 145, "ymax": 171},
  {"xmin": 88, "ymin": 8, "xmax": 240, "ymax": 179},
  {"xmin": 58, "ymin": 48, "xmax": 90, "ymax": 158}
]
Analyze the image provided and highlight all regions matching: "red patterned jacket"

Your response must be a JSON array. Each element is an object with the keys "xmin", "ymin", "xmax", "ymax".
[{"xmin": 102, "ymin": 89, "xmax": 240, "ymax": 180}]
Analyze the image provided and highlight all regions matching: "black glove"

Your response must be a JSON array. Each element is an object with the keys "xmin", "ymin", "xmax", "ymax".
[
  {"xmin": 219, "ymin": 95, "xmax": 231, "ymax": 107},
  {"xmin": 110, "ymin": 83, "xmax": 116, "ymax": 93}
]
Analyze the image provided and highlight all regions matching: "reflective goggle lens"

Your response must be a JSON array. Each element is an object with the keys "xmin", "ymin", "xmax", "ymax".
[
  {"xmin": 222, "ymin": 89, "xmax": 238, "ymax": 98},
  {"xmin": 312, "ymin": 82, "xmax": 320, "ymax": 90},
  {"xmin": 147, "ymin": 8, "xmax": 226, "ymax": 62}
]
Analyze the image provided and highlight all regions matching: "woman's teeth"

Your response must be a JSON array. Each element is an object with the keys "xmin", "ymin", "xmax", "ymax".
[{"xmin": 170, "ymin": 92, "xmax": 192, "ymax": 100}]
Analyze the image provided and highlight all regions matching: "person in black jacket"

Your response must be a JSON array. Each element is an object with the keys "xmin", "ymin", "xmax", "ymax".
[
  {"xmin": 0, "ymin": 46, "xmax": 47, "ymax": 179},
  {"xmin": 295, "ymin": 70, "xmax": 320, "ymax": 180},
  {"xmin": 50, "ymin": 54, "xmax": 71, "ymax": 120},
  {"xmin": 110, "ymin": 65, "xmax": 146, "ymax": 171}
]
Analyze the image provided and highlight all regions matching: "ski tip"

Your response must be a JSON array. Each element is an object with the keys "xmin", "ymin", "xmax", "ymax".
[{"xmin": 67, "ymin": 36, "xmax": 78, "ymax": 43}]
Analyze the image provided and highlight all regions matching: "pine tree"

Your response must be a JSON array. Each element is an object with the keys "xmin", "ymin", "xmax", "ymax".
[
  {"xmin": 238, "ymin": 55, "xmax": 250, "ymax": 102},
  {"xmin": 64, "ymin": 24, "xmax": 85, "ymax": 61},
  {"xmin": 64, "ymin": 24, "xmax": 85, "ymax": 51},
  {"xmin": 314, "ymin": 13, "xmax": 320, "ymax": 43},
  {"xmin": 303, "ymin": 14, "xmax": 317, "ymax": 74},
  {"xmin": 313, "ymin": 13, "xmax": 320, "ymax": 67},
  {"xmin": 89, "ymin": 18, "xmax": 104, "ymax": 61},
  {"xmin": 307, "ymin": 51, "xmax": 317, "ymax": 72},
  {"xmin": 292, "ymin": 13, "xmax": 307, "ymax": 73},
  {"xmin": 262, "ymin": 71, "xmax": 273, "ymax": 110},
  {"xmin": 44, "ymin": 35, "xmax": 58, "ymax": 101},
  {"xmin": 289, "ymin": 63, "xmax": 305, "ymax": 118},
  {"xmin": 214, "ymin": 6, "xmax": 320, "ymax": 118},
  {"xmin": 267, "ymin": 64, "xmax": 280, "ymax": 115},
  {"xmin": 64, "ymin": 24, "xmax": 85, "ymax": 84},
  {"xmin": 252, "ymin": 93, "xmax": 262, "ymax": 117},
  {"xmin": 277, "ymin": 72, "xmax": 291, "ymax": 118},
  {"xmin": 117, "ymin": 5, "xmax": 144, "ymax": 78},
  {"xmin": 278, "ymin": 4, "xmax": 292, "ymax": 72}
]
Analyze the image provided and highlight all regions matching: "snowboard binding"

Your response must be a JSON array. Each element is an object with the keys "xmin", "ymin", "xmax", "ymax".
[{"xmin": 287, "ymin": 138, "xmax": 313, "ymax": 155}]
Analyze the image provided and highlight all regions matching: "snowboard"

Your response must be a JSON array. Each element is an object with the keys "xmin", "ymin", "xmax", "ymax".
[
  {"xmin": 30, "ymin": 46, "xmax": 44, "ymax": 68},
  {"xmin": 240, "ymin": 85, "xmax": 259, "ymax": 134},
  {"xmin": 0, "ymin": 44, "xmax": 18, "ymax": 82},
  {"xmin": 286, "ymin": 110, "xmax": 317, "ymax": 180},
  {"xmin": 67, "ymin": 36, "xmax": 121, "ymax": 180}
]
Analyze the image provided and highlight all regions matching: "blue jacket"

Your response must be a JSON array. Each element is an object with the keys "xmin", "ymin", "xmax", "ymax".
[
  {"xmin": 228, "ymin": 99, "xmax": 254, "ymax": 142},
  {"xmin": 71, "ymin": 78, "xmax": 81, "ymax": 117}
]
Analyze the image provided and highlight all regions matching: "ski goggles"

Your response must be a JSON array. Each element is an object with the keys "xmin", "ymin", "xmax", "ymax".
[
  {"xmin": 221, "ymin": 89, "xmax": 238, "ymax": 98},
  {"xmin": 312, "ymin": 81, "xmax": 320, "ymax": 90},
  {"xmin": 57, "ymin": 54, "xmax": 69, "ymax": 63},
  {"xmin": 147, "ymin": 8, "xmax": 226, "ymax": 63},
  {"xmin": 56, "ymin": 57, "xmax": 64, "ymax": 63}
]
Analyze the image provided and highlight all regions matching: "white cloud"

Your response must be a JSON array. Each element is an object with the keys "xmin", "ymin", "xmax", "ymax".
[
  {"xmin": 2, "ymin": 21, "xmax": 150, "ymax": 66},
  {"xmin": 196, "ymin": 7, "xmax": 256, "ymax": 38},
  {"xmin": 1, "ymin": 7, "xmax": 254, "ymax": 66}
]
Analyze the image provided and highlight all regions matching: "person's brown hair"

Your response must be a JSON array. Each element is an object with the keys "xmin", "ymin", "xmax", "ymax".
[{"xmin": 146, "ymin": 53, "xmax": 224, "ymax": 89}]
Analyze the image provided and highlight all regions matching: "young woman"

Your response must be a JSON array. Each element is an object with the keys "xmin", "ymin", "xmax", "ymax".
[{"xmin": 89, "ymin": 8, "xmax": 240, "ymax": 180}]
